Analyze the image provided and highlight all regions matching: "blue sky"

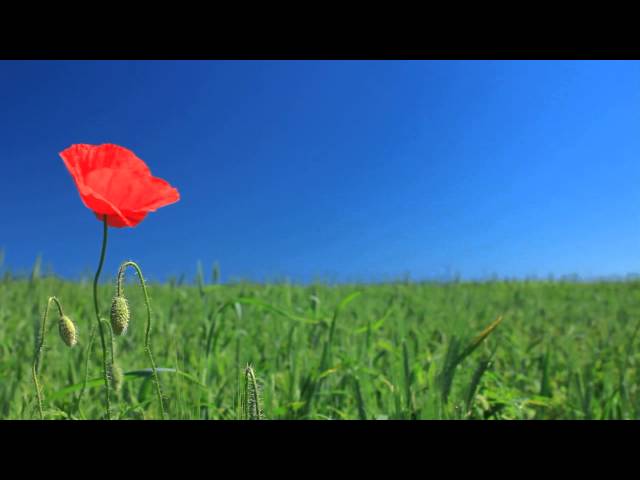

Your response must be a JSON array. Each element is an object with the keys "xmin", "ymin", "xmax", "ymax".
[{"xmin": 1, "ymin": 60, "xmax": 639, "ymax": 283}]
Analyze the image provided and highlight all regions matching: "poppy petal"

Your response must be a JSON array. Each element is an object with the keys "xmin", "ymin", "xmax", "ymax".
[
  {"xmin": 83, "ymin": 168, "xmax": 142, "ymax": 210},
  {"xmin": 83, "ymin": 168, "xmax": 179, "ymax": 214},
  {"xmin": 60, "ymin": 144, "xmax": 151, "ymax": 187},
  {"xmin": 95, "ymin": 211, "xmax": 148, "ymax": 228},
  {"xmin": 75, "ymin": 180, "xmax": 134, "ymax": 227},
  {"xmin": 129, "ymin": 176, "xmax": 181, "ymax": 213}
]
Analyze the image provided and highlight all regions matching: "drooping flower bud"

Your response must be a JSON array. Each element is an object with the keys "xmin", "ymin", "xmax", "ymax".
[
  {"xmin": 110, "ymin": 295, "xmax": 130, "ymax": 336},
  {"xmin": 58, "ymin": 315, "xmax": 77, "ymax": 347}
]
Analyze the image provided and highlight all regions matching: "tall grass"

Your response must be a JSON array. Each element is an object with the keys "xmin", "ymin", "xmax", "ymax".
[{"xmin": 2, "ymin": 269, "xmax": 639, "ymax": 419}]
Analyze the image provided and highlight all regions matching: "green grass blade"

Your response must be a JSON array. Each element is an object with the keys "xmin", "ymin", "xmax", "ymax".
[{"xmin": 50, "ymin": 368, "xmax": 207, "ymax": 400}]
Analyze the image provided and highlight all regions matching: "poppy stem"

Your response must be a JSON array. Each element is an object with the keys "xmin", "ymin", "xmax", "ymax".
[
  {"xmin": 93, "ymin": 216, "xmax": 112, "ymax": 420},
  {"xmin": 117, "ymin": 261, "xmax": 167, "ymax": 419},
  {"xmin": 32, "ymin": 296, "xmax": 65, "ymax": 419},
  {"xmin": 75, "ymin": 323, "xmax": 97, "ymax": 417},
  {"xmin": 101, "ymin": 318, "xmax": 118, "ymax": 394}
]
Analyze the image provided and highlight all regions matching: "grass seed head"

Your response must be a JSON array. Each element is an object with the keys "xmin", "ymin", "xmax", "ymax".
[
  {"xmin": 244, "ymin": 364, "xmax": 264, "ymax": 420},
  {"xmin": 110, "ymin": 295, "xmax": 130, "ymax": 336},
  {"xmin": 58, "ymin": 315, "xmax": 77, "ymax": 347}
]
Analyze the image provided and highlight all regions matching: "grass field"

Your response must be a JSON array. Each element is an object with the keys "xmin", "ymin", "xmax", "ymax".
[{"xmin": 2, "ymin": 265, "xmax": 639, "ymax": 420}]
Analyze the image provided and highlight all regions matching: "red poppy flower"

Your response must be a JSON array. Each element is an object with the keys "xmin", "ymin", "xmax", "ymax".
[{"xmin": 60, "ymin": 143, "xmax": 180, "ymax": 228}]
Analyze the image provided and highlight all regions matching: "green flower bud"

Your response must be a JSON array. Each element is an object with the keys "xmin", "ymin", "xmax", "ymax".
[
  {"xmin": 58, "ymin": 315, "xmax": 77, "ymax": 347},
  {"xmin": 110, "ymin": 295, "xmax": 130, "ymax": 336}
]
